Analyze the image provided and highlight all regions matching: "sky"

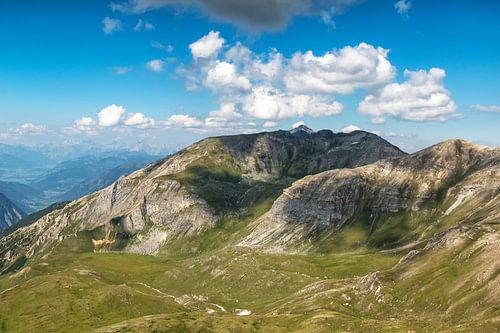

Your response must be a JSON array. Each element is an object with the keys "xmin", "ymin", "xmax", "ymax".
[{"xmin": 0, "ymin": 0, "xmax": 499, "ymax": 152}]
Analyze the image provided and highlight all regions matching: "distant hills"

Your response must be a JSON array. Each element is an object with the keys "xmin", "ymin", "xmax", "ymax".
[
  {"xmin": 0, "ymin": 145, "xmax": 168, "ymax": 231},
  {"xmin": 0, "ymin": 193, "xmax": 25, "ymax": 230}
]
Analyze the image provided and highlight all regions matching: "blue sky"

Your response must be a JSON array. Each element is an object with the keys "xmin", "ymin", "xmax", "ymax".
[{"xmin": 0, "ymin": 0, "xmax": 499, "ymax": 152}]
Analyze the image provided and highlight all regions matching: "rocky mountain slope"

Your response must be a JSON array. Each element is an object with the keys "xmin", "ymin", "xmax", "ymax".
[
  {"xmin": 240, "ymin": 139, "xmax": 500, "ymax": 252},
  {"xmin": 0, "ymin": 127, "xmax": 404, "ymax": 263},
  {"xmin": 0, "ymin": 193, "xmax": 25, "ymax": 231}
]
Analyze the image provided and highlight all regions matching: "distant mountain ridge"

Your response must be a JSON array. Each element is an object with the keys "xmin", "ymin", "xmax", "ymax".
[{"xmin": 0, "ymin": 193, "xmax": 25, "ymax": 230}]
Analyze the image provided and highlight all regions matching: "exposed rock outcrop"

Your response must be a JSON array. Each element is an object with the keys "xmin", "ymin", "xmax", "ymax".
[
  {"xmin": 0, "ymin": 129, "xmax": 404, "ymax": 264},
  {"xmin": 240, "ymin": 140, "xmax": 500, "ymax": 251}
]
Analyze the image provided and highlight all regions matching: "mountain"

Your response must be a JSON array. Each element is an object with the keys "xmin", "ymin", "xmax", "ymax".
[
  {"xmin": 0, "ymin": 131, "xmax": 498, "ymax": 332},
  {"xmin": 0, "ymin": 128, "xmax": 404, "ymax": 259},
  {"xmin": 240, "ymin": 139, "xmax": 500, "ymax": 252},
  {"xmin": 0, "ymin": 181, "xmax": 44, "ymax": 213},
  {"xmin": 30, "ymin": 151, "xmax": 161, "ymax": 201},
  {"xmin": 0, "ymin": 193, "xmax": 25, "ymax": 231},
  {"xmin": 61, "ymin": 161, "xmax": 156, "ymax": 201},
  {"xmin": 0, "ymin": 201, "xmax": 69, "ymax": 237}
]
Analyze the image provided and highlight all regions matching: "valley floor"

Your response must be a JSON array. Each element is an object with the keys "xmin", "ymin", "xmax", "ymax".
[{"xmin": 1, "ymin": 246, "xmax": 497, "ymax": 332}]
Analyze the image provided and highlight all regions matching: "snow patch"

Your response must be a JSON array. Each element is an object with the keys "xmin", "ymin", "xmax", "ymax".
[{"xmin": 236, "ymin": 309, "xmax": 252, "ymax": 316}]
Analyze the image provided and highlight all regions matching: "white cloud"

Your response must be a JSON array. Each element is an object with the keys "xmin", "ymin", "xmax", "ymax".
[
  {"xmin": 151, "ymin": 41, "xmax": 164, "ymax": 49},
  {"xmin": 134, "ymin": 19, "xmax": 144, "ymax": 31},
  {"xmin": 262, "ymin": 121, "xmax": 277, "ymax": 128},
  {"xmin": 247, "ymin": 51, "xmax": 284, "ymax": 83},
  {"xmin": 66, "ymin": 117, "xmax": 97, "ymax": 134},
  {"xmin": 76, "ymin": 117, "xmax": 96, "ymax": 128},
  {"xmin": 124, "ymin": 113, "xmax": 155, "ymax": 128},
  {"xmin": 165, "ymin": 114, "xmax": 203, "ymax": 128},
  {"xmin": 243, "ymin": 86, "xmax": 343, "ymax": 119},
  {"xmin": 189, "ymin": 31, "xmax": 225, "ymax": 59},
  {"xmin": 371, "ymin": 116, "xmax": 386, "ymax": 124},
  {"xmin": 383, "ymin": 131, "xmax": 412, "ymax": 138},
  {"xmin": 102, "ymin": 17, "xmax": 123, "ymax": 34},
  {"xmin": 320, "ymin": 10, "xmax": 336, "ymax": 28},
  {"xmin": 134, "ymin": 19, "xmax": 155, "ymax": 31},
  {"xmin": 225, "ymin": 42, "xmax": 252, "ymax": 64},
  {"xmin": 358, "ymin": 68, "xmax": 457, "ymax": 122},
  {"xmin": 98, "ymin": 104, "xmax": 125, "ymax": 127},
  {"xmin": 471, "ymin": 104, "xmax": 500, "ymax": 113},
  {"xmin": 176, "ymin": 32, "xmax": 458, "ymax": 129},
  {"xmin": 145, "ymin": 21, "xmax": 155, "ymax": 31},
  {"xmin": 284, "ymin": 43, "xmax": 396, "ymax": 94},
  {"xmin": 394, "ymin": 0, "xmax": 412, "ymax": 16},
  {"xmin": 146, "ymin": 59, "xmax": 166, "ymax": 72},
  {"xmin": 341, "ymin": 124, "xmax": 361, "ymax": 133},
  {"xmin": 205, "ymin": 61, "xmax": 252, "ymax": 93},
  {"xmin": 114, "ymin": 66, "xmax": 133, "ymax": 75},
  {"xmin": 12, "ymin": 123, "xmax": 49, "ymax": 135},
  {"xmin": 181, "ymin": 33, "xmax": 394, "ymax": 124},
  {"xmin": 204, "ymin": 103, "xmax": 244, "ymax": 129}
]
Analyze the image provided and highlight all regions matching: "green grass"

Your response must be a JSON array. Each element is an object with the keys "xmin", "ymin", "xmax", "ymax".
[{"xmin": 0, "ymin": 244, "xmax": 402, "ymax": 332}]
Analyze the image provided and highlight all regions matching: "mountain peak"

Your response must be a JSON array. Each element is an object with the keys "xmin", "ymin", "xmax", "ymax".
[{"xmin": 290, "ymin": 124, "xmax": 314, "ymax": 135}]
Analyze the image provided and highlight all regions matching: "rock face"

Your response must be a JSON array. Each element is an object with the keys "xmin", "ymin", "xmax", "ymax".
[
  {"xmin": 240, "ymin": 140, "xmax": 500, "ymax": 252},
  {"xmin": 217, "ymin": 128, "xmax": 405, "ymax": 180},
  {"xmin": 0, "ymin": 129, "xmax": 404, "ymax": 263},
  {"xmin": 0, "ymin": 193, "xmax": 25, "ymax": 231}
]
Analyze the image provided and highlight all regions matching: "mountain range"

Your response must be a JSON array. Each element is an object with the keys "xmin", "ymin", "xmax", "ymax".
[
  {"xmin": 0, "ymin": 127, "xmax": 498, "ymax": 332},
  {"xmin": 0, "ymin": 150, "xmax": 163, "ymax": 230},
  {"xmin": 0, "ymin": 193, "xmax": 25, "ymax": 231}
]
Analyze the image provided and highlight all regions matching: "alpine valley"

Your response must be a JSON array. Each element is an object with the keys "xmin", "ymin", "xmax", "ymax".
[{"xmin": 0, "ymin": 127, "xmax": 498, "ymax": 332}]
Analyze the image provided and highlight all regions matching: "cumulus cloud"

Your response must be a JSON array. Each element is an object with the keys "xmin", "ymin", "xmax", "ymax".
[
  {"xmin": 176, "ymin": 32, "xmax": 456, "ymax": 129},
  {"xmin": 11, "ymin": 123, "xmax": 49, "ymax": 135},
  {"xmin": 205, "ymin": 61, "xmax": 252, "ymax": 93},
  {"xmin": 98, "ymin": 104, "xmax": 126, "ymax": 127},
  {"xmin": 204, "ymin": 103, "xmax": 244, "ymax": 129},
  {"xmin": 76, "ymin": 117, "xmax": 96, "ymax": 128},
  {"xmin": 110, "ymin": 0, "xmax": 363, "ymax": 32},
  {"xmin": 189, "ymin": 31, "xmax": 225, "ymax": 59},
  {"xmin": 64, "ymin": 117, "xmax": 98, "ymax": 134},
  {"xmin": 262, "ymin": 121, "xmax": 277, "ymax": 128},
  {"xmin": 180, "ymin": 31, "xmax": 354, "ymax": 122},
  {"xmin": 471, "ymin": 104, "xmax": 500, "ymax": 113},
  {"xmin": 124, "ymin": 113, "xmax": 155, "ymax": 128},
  {"xmin": 146, "ymin": 59, "xmax": 166, "ymax": 72},
  {"xmin": 165, "ymin": 114, "xmax": 204, "ymax": 128},
  {"xmin": 394, "ymin": 0, "xmax": 412, "ymax": 16},
  {"xmin": 243, "ymin": 86, "xmax": 343, "ymax": 119},
  {"xmin": 341, "ymin": 124, "xmax": 361, "ymax": 133},
  {"xmin": 102, "ymin": 17, "xmax": 123, "ymax": 34},
  {"xmin": 358, "ymin": 68, "xmax": 457, "ymax": 122},
  {"xmin": 284, "ymin": 43, "xmax": 395, "ymax": 94}
]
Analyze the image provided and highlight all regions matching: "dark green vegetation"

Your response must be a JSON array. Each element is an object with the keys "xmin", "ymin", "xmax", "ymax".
[{"xmin": 0, "ymin": 132, "xmax": 498, "ymax": 332}]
